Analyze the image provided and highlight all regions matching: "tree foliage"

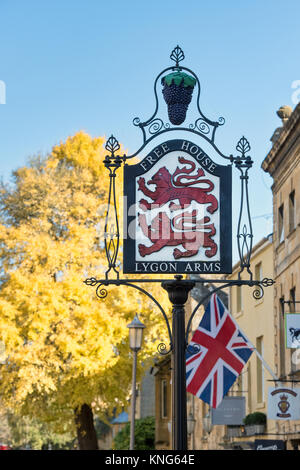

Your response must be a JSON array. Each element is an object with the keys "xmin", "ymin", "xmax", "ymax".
[
  {"xmin": 113, "ymin": 416, "xmax": 155, "ymax": 450},
  {"xmin": 0, "ymin": 132, "xmax": 170, "ymax": 434},
  {"xmin": 6, "ymin": 411, "xmax": 76, "ymax": 449}
]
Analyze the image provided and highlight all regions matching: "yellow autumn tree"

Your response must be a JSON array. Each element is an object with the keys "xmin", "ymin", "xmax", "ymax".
[{"xmin": 0, "ymin": 132, "xmax": 170, "ymax": 449}]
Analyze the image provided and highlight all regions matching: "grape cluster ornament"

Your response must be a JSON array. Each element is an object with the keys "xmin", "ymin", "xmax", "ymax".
[{"xmin": 161, "ymin": 71, "xmax": 196, "ymax": 125}]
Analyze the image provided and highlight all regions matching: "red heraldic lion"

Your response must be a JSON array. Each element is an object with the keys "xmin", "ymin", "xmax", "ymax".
[
  {"xmin": 138, "ymin": 210, "xmax": 217, "ymax": 259},
  {"xmin": 138, "ymin": 157, "xmax": 218, "ymax": 213}
]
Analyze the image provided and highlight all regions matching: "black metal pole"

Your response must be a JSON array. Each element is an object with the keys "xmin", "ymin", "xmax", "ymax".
[
  {"xmin": 162, "ymin": 275, "xmax": 195, "ymax": 451},
  {"xmin": 130, "ymin": 349, "xmax": 138, "ymax": 450}
]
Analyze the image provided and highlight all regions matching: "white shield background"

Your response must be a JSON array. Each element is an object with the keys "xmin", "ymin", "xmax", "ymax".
[{"xmin": 268, "ymin": 387, "xmax": 300, "ymax": 420}]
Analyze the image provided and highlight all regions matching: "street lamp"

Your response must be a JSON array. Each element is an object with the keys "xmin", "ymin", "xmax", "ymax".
[{"xmin": 127, "ymin": 314, "xmax": 146, "ymax": 450}]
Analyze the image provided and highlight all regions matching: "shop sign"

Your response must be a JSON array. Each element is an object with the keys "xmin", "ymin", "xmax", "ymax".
[{"xmin": 123, "ymin": 139, "xmax": 232, "ymax": 274}]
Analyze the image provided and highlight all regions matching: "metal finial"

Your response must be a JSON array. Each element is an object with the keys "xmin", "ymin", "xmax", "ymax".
[
  {"xmin": 236, "ymin": 136, "xmax": 251, "ymax": 158},
  {"xmin": 105, "ymin": 135, "xmax": 120, "ymax": 156},
  {"xmin": 170, "ymin": 45, "xmax": 185, "ymax": 67}
]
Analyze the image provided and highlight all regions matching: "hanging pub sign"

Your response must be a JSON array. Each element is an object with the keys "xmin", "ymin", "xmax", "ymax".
[
  {"xmin": 123, "ymin": 138, "xmax": 232, "ymax": 274},
  {"xmin": 285, "ymin": 313, "xmax": 300, "ymax": 348},
  {"xmin": 267, "ymin": 387, "xmax": 300, "ymax": 420}
]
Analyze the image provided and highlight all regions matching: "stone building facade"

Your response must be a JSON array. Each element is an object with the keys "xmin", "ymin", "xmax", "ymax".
[
  {"xmin": 224, "ymin": 236, "xmax": 275, "ymax": 449},
  {"xmin": 150, "ymin": 102, "xmax": 300, "ymax": 451},
  {"xmin": 262, "ymin": 102, "xmax": 300, "ymax": 449},
  {"xmin": 152, "ymin": 256, "xmax": 275, "ymax": 450},
  {"xmin": 184, "ymin": 239, "xmax": 276, "ymax": 450}
]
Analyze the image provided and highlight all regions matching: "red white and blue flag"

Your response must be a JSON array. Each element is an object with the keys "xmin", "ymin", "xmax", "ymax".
[{"xmin": 186, "ymin": 293, "xmax": 253, "ymax": 408}]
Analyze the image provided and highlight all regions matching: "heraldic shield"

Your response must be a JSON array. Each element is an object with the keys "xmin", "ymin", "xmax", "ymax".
[{"xmin": 123, "ymin": 139, "xmax": 232, "ymax": 274}]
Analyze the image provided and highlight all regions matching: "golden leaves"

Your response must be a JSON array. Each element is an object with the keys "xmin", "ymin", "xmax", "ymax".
[{"xmin": 0, "ymin": 131, "xmax": 170, "ymax": 430}]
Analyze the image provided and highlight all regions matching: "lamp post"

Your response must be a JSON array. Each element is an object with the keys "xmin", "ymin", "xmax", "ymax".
[
  {"xmin": 127, "ymin": 314, "xmax": 146, "ymax": 450},
  {"xmin": 162, "ymin": 276, "xmax": 195, "ymax": 449}
]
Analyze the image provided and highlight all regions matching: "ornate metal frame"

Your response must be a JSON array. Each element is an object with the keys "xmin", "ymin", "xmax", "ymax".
[
  {"xmin": 84, "ymin": 46, "xmax": 275, "ymax": 450},
  {"xmin": 129, "ymin": 45, "xmax": 227, "ymax": 160},
  {"xmin": 86, "ymin": 46, "xmax": 274, "ymax": 336}
]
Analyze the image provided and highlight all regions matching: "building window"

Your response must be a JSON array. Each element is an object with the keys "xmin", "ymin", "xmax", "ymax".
[
  {"xmin": 255, "ymin": 262, "xmax": 262, "ymax": 281},
  {"xmin": 278, "ymin": 204, "xmax": 284, "ymax": 243},
  {"xmin": 256, "ymin": 336, "xmax": 264, "ymax": 403},
  {"xmin": 161, "ymin": 379, "xmax": 168, "ymax": 418},
  {"xmin": 236, "ymin": 286, "xmax": 243, "ymax": 313},
  {"xmin": 236, "ymin": 372, "xmax": 243, "ymax": 396},
  {"xmin": 289, "ymin": 191, "xmax": 296, "ymax": 232}
]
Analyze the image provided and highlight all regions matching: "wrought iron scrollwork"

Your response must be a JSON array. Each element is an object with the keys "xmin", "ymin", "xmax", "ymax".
[
  {"xmin": 234, "ymin": 136, "xmax": 254, "ymax": 279},
  {"xmin": 148, "ymin": 118, "xmax": 168, "ymax": 135},
  {"xmin": 84, "ymin": 278, "xmax": 108, "ymax": 299},
  {"xmin": 95, "ymin": 284, "xmax": 108, "ymax": 299},
  {"xmin": 186, "ymin": 343, "xmax": 201, "ymax": 355},
  {"xmin": 261, "ymin": 277, "xmax": 275, "ymax": 288},
  {"xmin": 85, "ymin": 48, "xmax": 275, "ymax": 376},
  {"xmin": 102, "ymin": 135, "xmax": 125, "ymax": 279},
  {"xmin": 84, "ymin": 278, "xmax": 173, "ymax": 355},
  {"xmin": 157, "ymin": 342, "xmax": 172, "ymax": 355},
  {"xmin": 129, "ymin": 45, "xmax": 228, "ymax": 160},
  {"xmin": 83, "ymin": 47, "xmax": 277, "ymax": 452},
  {"xmin": 252, "ymin": 285, "xmax": 264, "ymax": 300},
  {"xmin": 189, "ymin": 118, "xmax": 210, "ymax": 135},
  {"xmin": 252, "ymin": 277, "xmax": 275, "ymax": 300}
]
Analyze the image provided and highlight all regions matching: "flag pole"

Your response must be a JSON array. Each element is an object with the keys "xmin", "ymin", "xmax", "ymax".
[
  {"xmin": 251, "ymin": 345, "xmax": 279, "ymax": 382},
  {"xmin": 233, "ymin": 320, "xmax": 279, "ymax": 382}
]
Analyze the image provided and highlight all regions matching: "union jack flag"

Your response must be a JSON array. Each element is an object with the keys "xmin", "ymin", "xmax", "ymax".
[{"xmin": 186, "ymin": 293, "xmax": 253, "ymax": 408}]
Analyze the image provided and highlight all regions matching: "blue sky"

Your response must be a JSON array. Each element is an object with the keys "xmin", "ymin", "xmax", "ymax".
[{"xmin": 1, "ymin": 0, "xmax": 300, "ymax": 262}]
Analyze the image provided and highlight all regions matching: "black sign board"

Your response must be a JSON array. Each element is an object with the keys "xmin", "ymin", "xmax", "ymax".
[
  {"xmin": 254, "ymin": 440, "xmax": 286, "ymax": 451},
  {"xmin": 123, "ymin": 139, "xmax": 232, "ymax": 274}
]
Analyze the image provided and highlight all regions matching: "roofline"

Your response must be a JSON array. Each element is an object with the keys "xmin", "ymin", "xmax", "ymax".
[{"xmin": 262, "ymin": 102, "xmax": 300, "ymax": 173}]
